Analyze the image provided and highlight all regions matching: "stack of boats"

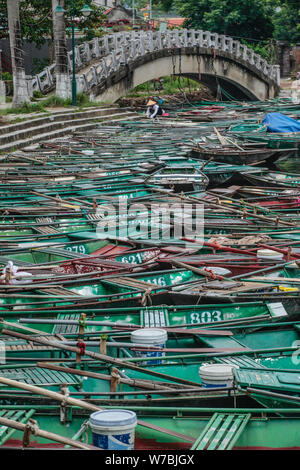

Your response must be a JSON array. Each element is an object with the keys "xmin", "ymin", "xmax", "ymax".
[{"xmin": 1, "ymin": 99, "xmax": 300, "ymax": 450}]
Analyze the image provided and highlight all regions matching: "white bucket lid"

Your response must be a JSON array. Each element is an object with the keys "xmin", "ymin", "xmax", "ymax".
[
  {"xmin": 90, "ymin": 410, "xmax": 137, "ymax": 428},
  {"xmin": 199, "ymin": 364, "xmax": 239, "ymax": 379},
  {"xmin": 131, "ymin": 328, "xmax": 168, "ymax": 344},
  {"xmin": 204, "ymin": 267, "xmax": 231, "ymax": 276}
]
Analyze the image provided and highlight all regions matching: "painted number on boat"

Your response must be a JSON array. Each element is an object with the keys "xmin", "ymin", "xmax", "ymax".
[
  {"xmin": 189, "ymin": 311, "xmax": 222, "ymax": 324},
  {"xmin": 120, "ymin": 253, "xmax": 144, "ymax": 264},
  {"xmin": 65, "ymin": 245, "xmax": 86, "ymax": 254}
]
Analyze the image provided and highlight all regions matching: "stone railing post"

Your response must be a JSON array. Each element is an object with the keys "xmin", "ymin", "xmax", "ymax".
[
  {"xmin": 219, "ymin": 35, "xmax": 226, "ymax": 52},
  {"xmin": 110, "ymin": 50, "xmax": 118, "ymax": 71},
  {"xmin": 235, "ymin": 41, "xmax": 241, "ymax": 58},
  {"xmin": 182, "ymin": 29, "xmax": 188, "ymax": 47},
  {"xmin": 92, "ymin": 38, "xmax": 100, "ymax": 58},
  {"xmin": 140, "ymin": 36, "xmax": 145, "ymax": 55},
  {"xmin": 190, "ymin": 29, "xmax": 196, "ymax": 46},
  {"xmin": 197, "ymin": 30, "xmax": 204, "ymax": 47},
  {"xmin": 148, "ymin": 30, "xmax": 154, "ymax": 52},
  {"xmin": 84, "ymin": 42, "xmax": 91, "ymax": 63},
  {"xmin": 241, "ymin": 45, "xmax": 248, "ymax": 61},
  {"xmin": 206, "ymin": 32, "xmax": 213, "ymax": 47},
  {"xmin": 130, "ymin": 40, "xmax": 136, "ymax": 59},
  {"xmin": 157, "ymin": 31, "xmax": 162, "ymax": 49},
  {"xmin": 248, "ymin": 48, "xmax": 255, "ymax": 65},
  {"xmin": 165, "ymin": 31, "xmax": 171, "ymax": 48},
  {"xmin": 273, "ymin": 65, "xmax": 281, "ymax": 86},
  {"xmin": 74, "ymin": 47, "xmax": 82, "ymax": 69},
  {"xmin": 103, "ymin": 35, "xmax": 110, "ymax": 55}
]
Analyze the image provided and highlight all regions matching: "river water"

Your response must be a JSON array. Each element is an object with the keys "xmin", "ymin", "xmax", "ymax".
[{"xmin": 276, "ymin": 155, "xmax": 300, "ymax": 174}]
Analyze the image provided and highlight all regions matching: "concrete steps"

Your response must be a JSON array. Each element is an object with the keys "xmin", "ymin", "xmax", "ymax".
[{"xmin": 0, "ymin": 107, "xmax": 141, "ymax": 152}]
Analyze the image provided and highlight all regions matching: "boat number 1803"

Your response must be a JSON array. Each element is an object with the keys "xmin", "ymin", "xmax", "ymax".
[{"xmin": 190, "ymin": 311, "xmax": 222, "ymax": 324}]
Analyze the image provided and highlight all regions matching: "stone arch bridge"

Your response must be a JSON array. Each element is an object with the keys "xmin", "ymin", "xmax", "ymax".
[{"xmin": 31, "ymin": 30, "xmax": 280, "ymax": 102}]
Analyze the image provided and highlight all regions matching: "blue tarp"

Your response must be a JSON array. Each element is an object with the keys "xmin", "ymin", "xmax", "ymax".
[{"xmin": 262, "ymin": 112, "xmax": 300, "ymax": 133}]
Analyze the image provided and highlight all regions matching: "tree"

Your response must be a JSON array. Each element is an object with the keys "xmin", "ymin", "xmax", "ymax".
[
  {"xmin": 7, "ymin": 0, "xmax": 30, "ymax": 107},
  {"xmin": 52, "ymin": 0, "xmax": 69, "ymax": 99},
  {"xmin": 173, "ymin": 0, "xmax": 274, "ymax": 41},
  {"xmin": 272, "ymin": 0, "xmax": 300, "ymax": 43},
  {"xmin": 0, "ymin": 1, "xmax": 106, "ymax": 45}
]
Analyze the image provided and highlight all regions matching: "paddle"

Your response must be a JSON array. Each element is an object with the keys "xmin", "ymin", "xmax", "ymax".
[
  {"xmin": 0, "ymin": 376, "xmax": 194, "ymax": 443},
  {"xmin": 0, "ymin": 326, "xmax": 203, "ymax": 387}
]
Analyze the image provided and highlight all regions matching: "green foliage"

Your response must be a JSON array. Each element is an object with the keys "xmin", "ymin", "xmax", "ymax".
[
  {"xmin": 0, "ymin": 0, "xmax": 106, "ymax": 45},
  {"xmin": 1, "ymin": 71, "xmax": 12, "ymax": 82},
  {"xmin": 272, "ymin": 1, "xmax": 300, "ymax": 43},
  {"xmin": 32, "ymin": 90, "xmax": 44, "ymax": 98},
  {"xmin": 126, "ymin": 75, "xmax": 200, "ymax": 96},
  {"xmin": 31, "ymin": 58, "xmax": 50, "ymax": 75},
  {"xmin": 240, "ymin": 39, "xmax": 277, "ymax": 63},
  {"xmin": 174, "ymin": 0, "xmax": 274, "ymax": 40},
  {"xmin": 1, "ymin": 101, "xmax": 46, "ymax": 115}
]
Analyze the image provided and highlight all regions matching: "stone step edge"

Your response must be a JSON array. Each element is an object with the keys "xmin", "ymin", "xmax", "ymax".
[
  {"xmin": 0, "ymin": 111, "xmax": 138, "ymax": 145},
  {"xmin": 0, "ymin": 107, "xmax": 130, "ymax": 136},
  {"xmin": 0, "ymin": 113, "xmax": 141, "ymax": 152}
]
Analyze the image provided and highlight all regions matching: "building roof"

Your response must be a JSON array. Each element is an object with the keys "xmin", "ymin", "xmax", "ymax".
[{"xmin": 166, "ymin": 18, "xmax": 185, "ymax": 26}]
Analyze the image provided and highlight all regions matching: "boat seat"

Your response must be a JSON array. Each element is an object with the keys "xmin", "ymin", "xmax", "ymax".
[
  {"xmin": 0, "ymin": 255, "xmax": 34, "ymax": 267},
  {"xmin": 190, "ymin": 412, "xmax": 251, "ymax": 450},
  {"xmin": 214, "ymin": 356, "xmax": 267, "ymax": 369},
  {"xmin": 0, "ymin": 365, "xmax": 82, "ymax": 388},
  {"xmin": 0, "ymin": 409, "xmax": 36, "ymax": 445},
  {"xmin": 52, "ymin": 313, "xmax": 81, "ymax": 335},
  {"xmin": 141, "ymin": 308, "xmax": 169, "ymax": 328}
]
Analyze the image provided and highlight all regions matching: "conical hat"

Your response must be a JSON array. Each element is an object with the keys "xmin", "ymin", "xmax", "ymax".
[{"xmin": 146, "ymin": 100, "xmax": 156, "ymax": 106}]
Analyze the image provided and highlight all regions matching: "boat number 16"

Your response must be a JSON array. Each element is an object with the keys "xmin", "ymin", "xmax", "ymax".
[{"xmin": 190, "ymin": 311, "xmax": 222, "ymax": 324}]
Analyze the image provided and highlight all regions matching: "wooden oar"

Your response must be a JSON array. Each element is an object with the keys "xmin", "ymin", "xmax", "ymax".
[
  {"xmin": 169, "ymin": 259, "xmax": 225, "ymax": 281},
  {"xmin": 0, "ymin": 376, "xmax": 194, "ymax": 443},
  {"xmin": 36, "ymin": 362, "xmax": 177, "ymax": 392},
  {"xmin": 0, "ymin": 327, "xmax": 202, "ymax": 387},
  {"xmin": 151, "ymin": 187, "xmax": 295, "ymax": 227},
  {"xmin": 131, "ymin": 347, "xmax": 248, "ymax": 353},
  {"xmin": 111, "ymin": 326, "xmax": 233, "ymax": 336},
  {"xmin": 0, "ymin": 415, "xmax": 95, "ymax": 450}
]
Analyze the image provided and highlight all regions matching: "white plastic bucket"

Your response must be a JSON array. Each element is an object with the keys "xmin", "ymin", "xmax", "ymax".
[
  {"xmin": 131, "ymin": 328, "xmax": 168, "ymax": 365},
  {"xmin": 257, "ymin": 249, "xmax": 283, "ymax": 261},
  {"xmin": 199, "ymin": 364, "xmax": 239, "ymax": 388},
  {"xmin": 89, "ymin": 410, "xmax": 137, "ymax": 450}
]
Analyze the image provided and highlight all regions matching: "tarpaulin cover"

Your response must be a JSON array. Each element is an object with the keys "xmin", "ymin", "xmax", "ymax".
[{"xmin": 262, "ymin": 112, "xmax": 300, "ymax": 133}]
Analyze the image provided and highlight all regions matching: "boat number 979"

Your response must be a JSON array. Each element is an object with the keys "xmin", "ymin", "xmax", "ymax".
[{"xmin": 190, "ymin": 311, "xmax": 222, "ymax": 324}]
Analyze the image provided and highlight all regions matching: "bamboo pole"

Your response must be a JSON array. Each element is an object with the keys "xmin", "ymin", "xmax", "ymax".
[
  {"xmin": 151, "ymin": 187, "xmax": 295, "ymax": 227},
  {"xmin": 0, "ymin": 376, "xmax": 194, "ymax": 443},
  {"xmin": 36, "ymin": 362, "xmax": 176, "ymax": 392},
  {"xmin": 0, "ymin": 327, "xmax": 202, "ymax": 387},
  {"xmin": 0, "ymin": 415, "xmax": 95, "ymax": 450}
]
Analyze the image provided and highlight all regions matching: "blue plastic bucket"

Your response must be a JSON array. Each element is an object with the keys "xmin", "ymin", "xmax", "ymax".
[
  {"xmin": 131, "ymin": 328, "xmax": 168, "ymax": 365},
  {"xmin": 89, "ymin": 410, "xmax": 137, "ymax": 450}
]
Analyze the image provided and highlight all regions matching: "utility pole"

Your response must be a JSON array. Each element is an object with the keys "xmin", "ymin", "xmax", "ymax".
[
  {"xmin": 7, "ymin": 0, "xmax": 30, "ymax": 107},
  {"xmin": 132, "ymin": 0, "xmax": 135, "ymax": 26}
]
